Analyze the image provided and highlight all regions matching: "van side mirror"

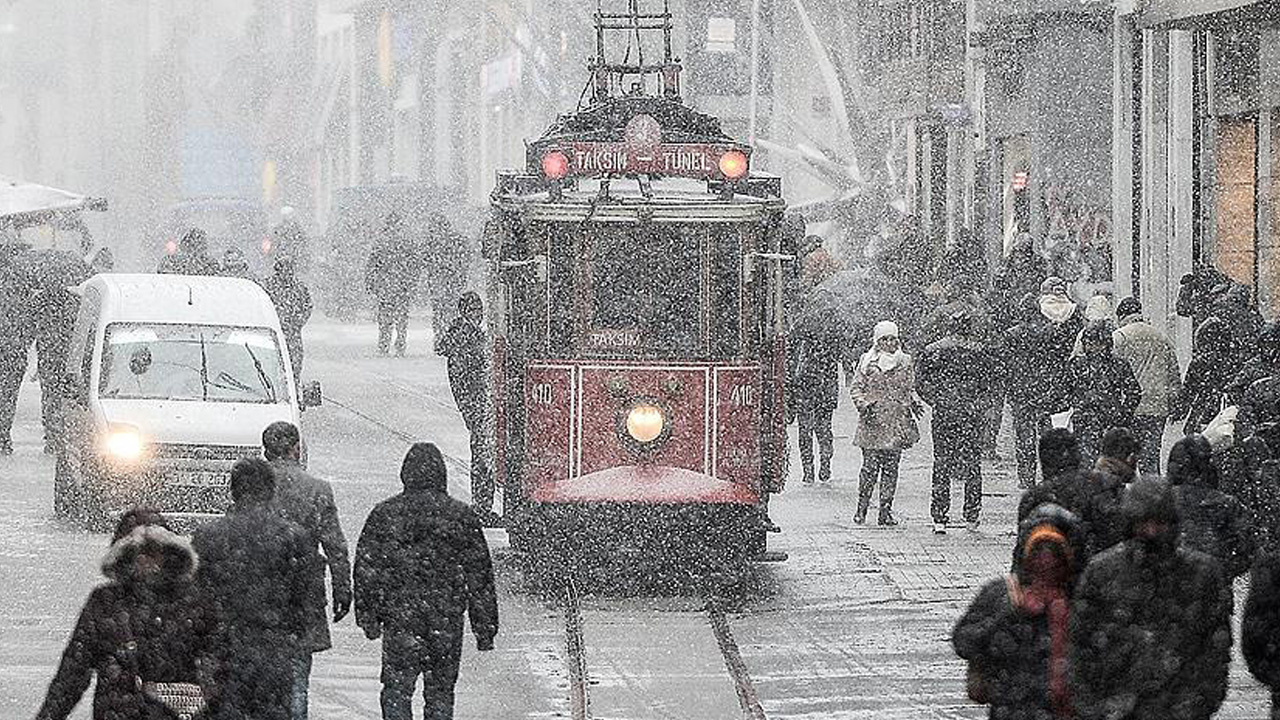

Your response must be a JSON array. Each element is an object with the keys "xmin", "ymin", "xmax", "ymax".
[{"xmin": 301, "ymin": 380, "xmax": 323, "ymax": 409}]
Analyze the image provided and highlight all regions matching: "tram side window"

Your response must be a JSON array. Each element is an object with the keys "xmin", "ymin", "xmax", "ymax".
[
  {"xmin": 710, "ymin": 228, "xmax": 743, "ymax": 358},
  {"xmin": 588, "ymin": 226, "xmax": 701, "ymax": 357}
]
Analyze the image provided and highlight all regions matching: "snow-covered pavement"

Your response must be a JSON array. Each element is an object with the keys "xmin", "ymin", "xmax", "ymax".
[{"xmin": 1, "ymin": 316, "xmax": 1270, "ymax": 719}]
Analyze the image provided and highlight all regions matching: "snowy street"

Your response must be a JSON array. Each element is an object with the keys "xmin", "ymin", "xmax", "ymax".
[{"xmin": 1, "ymin": 316, "xmax": 1272, "ymax": 719}]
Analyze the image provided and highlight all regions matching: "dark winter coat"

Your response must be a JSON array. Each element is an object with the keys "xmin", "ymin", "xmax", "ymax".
[
  {"xmin": 269, "ymin": 458, "xmax": 352, "ymax": 652},
  {"xmin": 916, "ymin": 336, "xmax": 996, "ymax": 417},
  {"xmin": 437, "ymin": 317, "xmax": 489, "ymax": 420},
  {"xmin": 261, "ymin": 273, "xmax": 313, "ymax": 338},
  {"xmin": 1180, "ymin": 318, "xmax": 1240, "ymax": 433},
  {"xmin": 1069, "ymin": 483, "xmax": 1232, "ymax": 720},
  {"xmin": 954, "ymin": 505, "xmax": 1085, "ymax": 720},
  {"xmin": 192, "ymin": 503, "xmax": 316, "ymax": 641},
  {"xmin": 1244, "ymin": 549, "xmax": 1280, "ymax": 692},
  {"xmin": 1236, "ymin": 434, "xmax": 1280, "ymax": 551},
  {"xmin": 0, "ymin": 259, "xmax": 34, "ymax": 350},
  {"xmin": 364, "ymin": 232, "xmax": 425, "ymax": 302},
  {"xmin": 1004, "ymin": 311, "xmax": 1084, "ymax": 413},
  {"xmin": 1172, "ymin": 479, "xmax": 1256, "ymax": 579},
  {"xmin": 36, "ymin": 526, "xmax": 219, "ymax": 720},
  {"xmin": 788, "ymin": 328, "xmax": 843, "ymax": 412},
  {"xmin": 353, "ymin": 443, "xmax": 498, "ymax": 644},
  {"xmin": 157, "ymin": 249, "xmax": 220, "ymax": 277},
  {"xmin": 1018, "ymin": 469, "xmax": 1089, "ymax": 528},
  {"xmin": 1067, "ymin": 354, "xmax": 1142, "ymax": 432},
  {"xmin": 988, "ymin": 245, "xmax": 1048, "ymax": 333},
  {"xmin": 1077, "ymin": 457, "xmax": 1134, "ymax": 557}
]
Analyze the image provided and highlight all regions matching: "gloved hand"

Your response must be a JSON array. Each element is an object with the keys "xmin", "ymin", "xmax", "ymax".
[
  {"xmin": 333, "ymin": 587, "xmax": 352, "ymax": 623},
  {"xmin": 361, "ymin": 622, "xmax": 382, "ymax": 641},
  {"xmin": 476, "ymin": 636, "xmax": 495, "ymax": 652}
]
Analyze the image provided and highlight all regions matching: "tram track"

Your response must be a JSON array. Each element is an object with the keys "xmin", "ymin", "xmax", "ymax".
[{"xmin": 560, "ymin": 577, "xmax": 769, "ymax": 720}]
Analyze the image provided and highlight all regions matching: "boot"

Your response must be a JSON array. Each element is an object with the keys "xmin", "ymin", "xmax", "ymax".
[{"xmin": 855, "ymin": 475, "xmax": 874, "ymax": 524}]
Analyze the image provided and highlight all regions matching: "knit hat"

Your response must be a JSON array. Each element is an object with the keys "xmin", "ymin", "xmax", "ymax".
[
  {"xmin": 1115, "ymin": 296, "xmax": 1142, "ymax": 319},
  {"xmin": 1040, "ymin": 276, "xmax": 1068, "ymax": 297}
]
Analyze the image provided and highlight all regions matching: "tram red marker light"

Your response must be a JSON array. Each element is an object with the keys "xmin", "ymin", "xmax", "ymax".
[
  {"xmin": 164, "ymin": 240, "xmax": 178, "ymax": 255},
  {"xmin": 541, "ymin": 150, "xmax": 570, "ymax": 180},
  {"xmin": 261, "ymin": 237, "xmax": 273, "ymax": 255},
  {"xmin": 719, "ymin": 150, "xmax": 749, "ymax": 180}
]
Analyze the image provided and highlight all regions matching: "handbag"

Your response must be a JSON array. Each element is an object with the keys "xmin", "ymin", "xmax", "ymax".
[{"xmin": 120, "ymin": 613, "xmax": 208, "ymax": 720}]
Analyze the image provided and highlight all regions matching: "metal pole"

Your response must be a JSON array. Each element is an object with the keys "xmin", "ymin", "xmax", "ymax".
[{"xmin": 748, "ymin": 0, "xmax": 761, "ymax": 144}]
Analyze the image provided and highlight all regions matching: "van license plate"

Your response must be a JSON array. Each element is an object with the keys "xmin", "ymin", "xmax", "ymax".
[{"xmin": 172, "ymin": 472, "xmax": 228, "ymax": 488}]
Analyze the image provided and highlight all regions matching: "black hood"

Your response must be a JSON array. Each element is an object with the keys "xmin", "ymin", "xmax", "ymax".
[
  {"xmin": 401, "ymin": 442, "xmax": 448, "ymax": 492},
  {"xmin": 1167, "ymin": 434, "xmax": 1217, "ymax": 488},
  {"xmin": 1122, "ymin": 477, "xmax": 1180, "ymax": 542},
  {"xmin": 101, "ymin": 524, "xmax": 198, "ymax": 585},
  {"xmin": 1012, "ymin": 503, "xmax": 1086, "ymax": 586}
]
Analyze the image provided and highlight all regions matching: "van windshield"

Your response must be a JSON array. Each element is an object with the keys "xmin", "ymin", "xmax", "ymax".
[{"xmin": 99, "ymin": 323, "xmax": 290, "ymax": 404}]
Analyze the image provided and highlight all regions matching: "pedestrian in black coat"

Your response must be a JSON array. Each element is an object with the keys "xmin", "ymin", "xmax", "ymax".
[
  {"xmin": 263, "ymin": 421, "xmax": 351, "ymax": 720},
  {"xmin": 436, "ymin": 292, "xmax": 498, "ymax": 525},
  {"xmin": 1244, "ymin": 547, "xmax": 1280, "ymax": 719},
  {"xmin": 193, "ymin": 458, "xmax": 317, "ymax": 720},
  {"xmin": 918, "ymin": 311, "xmax": 996, "ymax": 531},
  {"xmin": 1069, "ymin": 478, "xmax": 1232, "ymax": 720},
  {"xmin": 1067, "ymin": 322, "xmax": 1142, "ymax": 467},
  {"xmin": 954, "ymin": 503, "xmax": 1085, "ymax": 720},
  {"xmin": 365, "ymin": 212, "xmax": 425, "ymax": 356},
  {"xmin": 1168, "ymin": 433, "xmax": 1256, "ymax": 579},
  {"xmin": 1226, "ymin": 321, "xmax": 1280, "ymax": 409},
  {"xmin": 1077, "ymin": 427, "xmax": 1141, "ymax": 557},
  {"xmin": 1179, "ymin": 317, "xmax": 1241, "ymax": 435},
  {"xmin": 0, "ymin": 246, "xmax": 33, "ymax": 455},
  {"xmin": 157, "ymin": 228, "xmax": 220, "ymax": 276},
  {"xmin": 1005, "ymin": 281, "xmax": 1084, "ymax": 487},
  {"xmin": 354, "ymin": 442, "xmax": 498, "ymax": 720},
  {"xmin": 37, "ymin": 509, "xmax": 220, "ymax": 720},
  {"xmin": 261, "ymin": 256, "xmax": 313, "ymax": 383},
  {"xmin": 1017, "ymin": 429, "xmax": 1086, "ymax": 524},
  {"xmin": 1236, "ymin": 423, "xmax": 1280, "ymax": 551},
  {"xmin": 788, "ymin": 323, "xmax": 843, "ymax": 486}
]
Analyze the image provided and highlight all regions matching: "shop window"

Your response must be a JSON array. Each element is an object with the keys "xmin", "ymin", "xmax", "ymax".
[
  {"xmin": 1000, "ymin": 134, "xmax": 1032, "ymax": 254},
  {"xmin": 1212, "ymin": 116, "xmax": 1256, "ymax": 289}
]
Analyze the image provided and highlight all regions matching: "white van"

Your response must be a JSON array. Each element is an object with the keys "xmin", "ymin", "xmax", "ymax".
[{"xmin": 55, "ymin": 273, "xmax": 322, "ymax": 528}]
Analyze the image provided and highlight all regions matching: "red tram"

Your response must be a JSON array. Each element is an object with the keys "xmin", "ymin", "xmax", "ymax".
[{"xmin": 486, "ymin": 2, "xmax": 796, "ymax": 570}]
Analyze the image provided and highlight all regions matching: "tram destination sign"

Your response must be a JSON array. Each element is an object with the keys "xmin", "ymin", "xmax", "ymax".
[{"xmin": 559, "ymin": 142, "xmax": 748, "ymax": 181}]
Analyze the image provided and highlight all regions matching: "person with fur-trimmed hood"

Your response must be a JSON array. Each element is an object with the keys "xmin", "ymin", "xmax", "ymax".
[
  {"xmin": 1070, "ymin": 478, "xmax": 1233, "ymax": 720},
  {"xmin": 36, "ymin": 509, "xmax": 220, "ymax": 720},
  {"xmin": 954, "ymin": 504, "xmax": 1086, "ymax": 720},
  {"xmin": 354, "ymin": 442, "xmax": 498, "ymax": 720}
]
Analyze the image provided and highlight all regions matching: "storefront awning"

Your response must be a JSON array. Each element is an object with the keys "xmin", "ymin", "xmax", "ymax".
[
  {"xmin": 1131, "ymin": 0, "xmax": 1276, "ymax": 28},
  {"xmin": 0, "ymin": 177, "xmax": 107, "ymax": 230}
]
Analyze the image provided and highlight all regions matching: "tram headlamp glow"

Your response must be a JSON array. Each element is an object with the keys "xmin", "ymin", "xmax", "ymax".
[
  {"xmin": 625, "ymin": 404, "xmax": 666, "ymax": 444},
  {"xmin": 719, "ymin": 150, "xmax": 749, "ymax": 180},
  {"xmin": 103, "ymin": 425, "xmax": 144, "ymax": 461}
]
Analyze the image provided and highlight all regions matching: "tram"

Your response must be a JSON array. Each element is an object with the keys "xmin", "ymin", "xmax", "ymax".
[{"xmin": 487, "ymin": 2, "xmax": 796, "ymax": 570}]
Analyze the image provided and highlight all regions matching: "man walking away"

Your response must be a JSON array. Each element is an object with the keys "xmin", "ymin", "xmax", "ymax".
[
  {"xmin": 365, "ymin": 212, "xmax": 424, "ymax": 356},
  {"xmin": 1067, "ymin": 322, "xmax": 1142, "ymax": 467},
  {"xmin": 354, "ymin": 443, "xmax": 498, "ymax": 720},
  {"xmin": 1168, "ymin": 433, "xmax": 1256, "ymax": 580},
  {"xmin": 1245, "ymin": 546, "xmax": 1280, "ymax": 719},
  {"xmin": 263, "ymin": 421, "xmax": 352, "ymax": 720},
  {"xmin": 262, "ymin": 256, "xmax": 314, "ymax": 383},
  {"xmin": 1016, "ymin": 429, "xmax": 1086, "ymax": 523},
  {"xmin": 436, "ymin": 292, "xmax": 499, "ymax": 526},
  {"xmin": 918, "ymin": 310, "xmax": 996, "ymax": 533},
  {"xmin": 954, "ymin": 504, "xmax": 1085, "ymax": 720},
  {"xmin": 157, "ymin": 228, "xmax": 220, "ymax": 276},
  {"xmin": 1079, "ymin": 427, "xmax": 1140, "ymax": 557},
  {"xmin": 789, "ymin": 324, "xmax": 842, "ymax": 486},
  {"xmin": 1070, "ymin": 478, "xmax": 1232, "ymax": 720},
  {"xmin": 193, "ymin": 458, "xmax": 317, "ymax": 720},
  {"xmin": 1112, "ymin": 297, "xmax": 1182, "ymax": 475},
  {"xmin": 0, "ymin": 246, "xmax": 33, "ymax": 455}
]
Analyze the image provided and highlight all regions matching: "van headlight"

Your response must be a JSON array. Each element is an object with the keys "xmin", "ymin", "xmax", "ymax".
[
  {"xmin": 625, "ymin": 403, "xmax": 666, "ymax": 445},
  {"xmin": 103, "ymin": 424, "xmax": 145, "ymax": 461}
]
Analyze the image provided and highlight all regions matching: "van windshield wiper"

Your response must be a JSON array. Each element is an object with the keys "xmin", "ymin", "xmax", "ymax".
[
  {"xmin": 199, "ymin": 334, "xmax": 209, "ymax": 401},
  {"xmin": 243, "ymin": 344, "xmax": 277, "ymax": 402}
]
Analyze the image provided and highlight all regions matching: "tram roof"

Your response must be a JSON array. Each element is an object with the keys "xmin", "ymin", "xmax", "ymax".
[{"xmin": 492, "ymin": 176, "xmax": 786, "ymax": 224}]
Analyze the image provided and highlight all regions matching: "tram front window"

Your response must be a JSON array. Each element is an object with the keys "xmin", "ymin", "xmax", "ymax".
[{"xmin": 588, "ymin": 226, "xmax": 700, "ymax": 356}]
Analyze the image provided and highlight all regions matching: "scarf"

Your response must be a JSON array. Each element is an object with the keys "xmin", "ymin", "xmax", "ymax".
[
  {"xmin": 1040, "ymin": 295, "xmax": 1077, "ymax": 324},
  {"xmin": 858, "ymin": 320, "xmax": 909, "ymax": 373},
  {"xmin": 1008, "ymin": 528, "xmax": 1074, "ymax": 719}
]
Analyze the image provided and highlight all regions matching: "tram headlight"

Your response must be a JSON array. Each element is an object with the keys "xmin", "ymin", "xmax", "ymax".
[
  {"xmin": 719, "ymin": 150, "xmax": 749, "ymax": 180},
  {"xmin": 625, "ymin": 403, "xmax": 666, "ymax": 445}
]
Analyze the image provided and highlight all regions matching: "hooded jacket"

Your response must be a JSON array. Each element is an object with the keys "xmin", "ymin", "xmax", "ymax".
[
  {"xmin": 1067, "ymin": 334, "xmax": 1142, "ymax": 432},
  {"xmin": 36, "ymin": 525, "xmax": 219, "ymax": 720},
  {"xmin": 1244, "ymin": 547, "xmax": 1280, "ymax": 692},
  {"xmin": 1069, "ymin": 479, "xmax": 1232, "ymax": 720},
  {"xmin": 1003, "ymin": 301, "xmax": 1084, "ymax": 413},
  {"xmin": 1168, "ymin": 435, "xmax": 1256, "ymax": 579},
  {"xmin": 1180, "ymin": 317, "xmax": 1240, "ymax": 433},
  {"xmin": 954, "ymin": 504, "xmax": 1085, "ymax": 720},
  {"xmin": 353, "ymin": 443, "xmax": 498, "ymax": 645}
]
